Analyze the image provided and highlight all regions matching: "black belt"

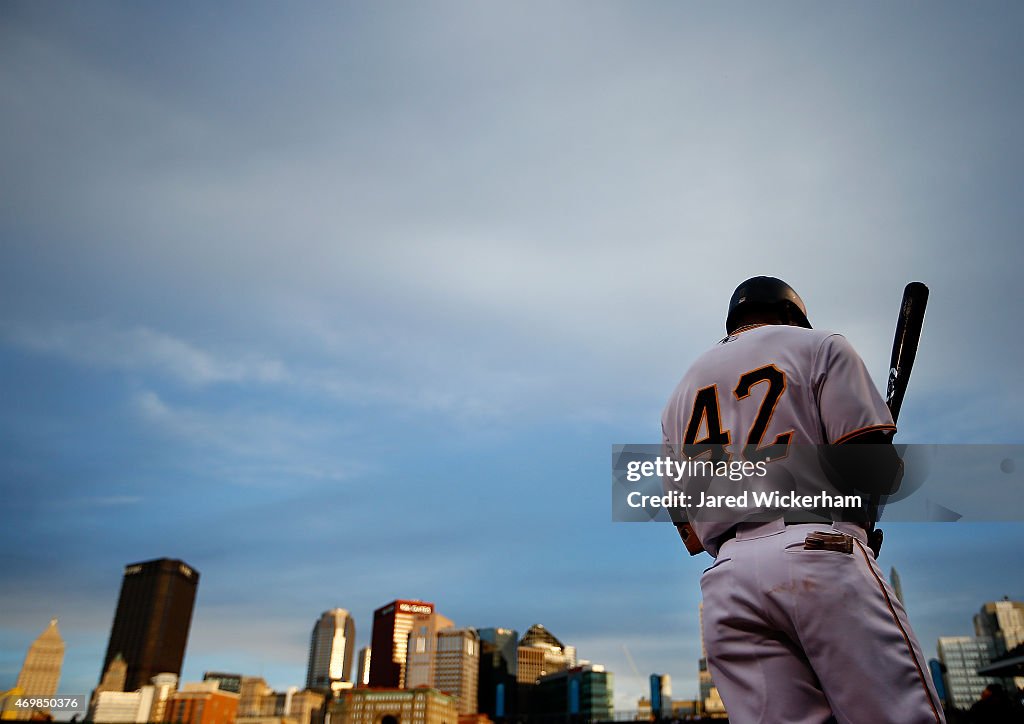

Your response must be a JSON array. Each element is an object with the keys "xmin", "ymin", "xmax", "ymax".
[{"xmin": 717, "ymin": 520, "xmax": 872, "ymax": 547}]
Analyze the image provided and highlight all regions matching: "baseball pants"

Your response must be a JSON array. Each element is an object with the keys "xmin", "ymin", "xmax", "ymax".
[{"xmin": 700, "ymin": 520, "xmax": 945, "ymax": 724}]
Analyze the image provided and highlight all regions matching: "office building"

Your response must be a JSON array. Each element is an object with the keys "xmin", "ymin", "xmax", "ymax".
[
  {"xmin": 928, "ymin": 660, "xmax": 948, "ymax": 705},
  {"xmin": 368, "ymin": 600, "xmax": 436, "ymax": 688},
  {"xmin": 517, "ymin": 625, "xmax": 576, "ymax": 720},
  {"xmin": 698, "ymin": 604, "xmax": 726, "ymax": 718},
  {"xmin": 284, "ymin": 689, "xmax": 326, "ymax": 724},
  {"xmin": 165, "ymin": 681, "xmax": 238, "ymax": 724},
  {"xmin": 477, "ymin": 627, "xmax": 518, "ymax": 720},
  {"xmin": 88, "ymin": 673, "xmax": 177, "ymax": 724},
  {"xmin": 936, "ymin": 636, "xmax": 1002, "ymax": 710},
  {"xmin": 259, "ymin": 688, "xmax": 326, "ymax": 724},
  {"xmin": 534, "ymin": 665, "xmax": 614, "ymax": 723},
  {"xmin": 13, "ymin": 618, "xmax": 64, "ymax": 720},
  {"xmin": 638, "ymin": 696, "xmax": 698, "ymax": 720},
  {"xmin": 13, "ymin": 618, "xmax": 65, "ymax": 692},
  {"xmin": 93, "ymin": 653, "xmax": 128, "ymax": 703},
  {"xmin": 889, "ymin": 567, "xmax": 905, "ymax": 609},
  {"xmin": 234, "ymin": 683, "xmax": 325, "ymax": 724},
  {"xmin": 329, "ymin": 687, "xmax": 457, "ymax": 724},
  {"xmin": 90, "ymin": 691, "xmax": 144, "ymax": 723},
  {"xmin": 974, "ymin": 599, "xmax": 1024, "ymax": 654},
  {"xmin": 649, "ymin": 674, "xmax": 671, "ymax": 720},
  {"xmin": 88, "ymin": 653, "xmax": 129, "ymax": 721},
  {"xmin": 403, "ymin": 615, "xmax": 457, "ymax": 690},
  {"xmin": 204, "ymin": 672, "xmax": 242, "ymax": 695},
  {"xmin": 356, "ymin": 648, "xmax": 372, "ymax": 688},
  {"xmin": 515, "ymin": 646, "xmax": 544, "ymax": 717},
  {"xmin": 434, "ymin": 628, "xmax": 480, "ymax": 715},
  {"xmin": 14, "ymin": 618, "xmax": 65, "ymax": 695},
  {"xmin": 238, "ymin": 677, "xmax": 274, "ymax": 717},
  {"xmin": 517, "ymin": 624, "xmax": 572, "ymax": 683},
  {"xmin": 306, "ymin": 609, "xmax": 357, "ymax": 694},
  {"xmin": 101, "ymin": 558, "xmax": 200, "ymax": 691},
  {"xmin": 148, "ymin": 673, "xmax": 180, "ymax": 723},
  {"xmin": 517, "ymin": 646, "xmax": 546, "ymax": 685}
]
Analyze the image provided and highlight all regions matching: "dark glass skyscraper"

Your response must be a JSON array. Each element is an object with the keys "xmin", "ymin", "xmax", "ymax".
[
  {"xmin": 477, "ymin": 627, "xmax": 518, "ymax": 720},
  {"xmin": 101, "ymin": 558, "xmax": 200, "ymax": 691}
]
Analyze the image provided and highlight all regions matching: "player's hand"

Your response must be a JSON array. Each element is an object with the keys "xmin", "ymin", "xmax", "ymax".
[
  {"xmin": 675, "ymin": 522, "xmax": 706, "ymax": 556},
  {"xmin": 868, "ymin": 528, "xmax": 884, "ymax": 558}
]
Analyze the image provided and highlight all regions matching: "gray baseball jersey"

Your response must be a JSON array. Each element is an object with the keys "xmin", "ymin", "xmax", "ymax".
[
  {"xmin": 661, "ymin": 323, "xmax": 895, "ymax": 557},
  {"xmin": 662, "ymin": 322, "xmax": 944, "ymax": 723}
]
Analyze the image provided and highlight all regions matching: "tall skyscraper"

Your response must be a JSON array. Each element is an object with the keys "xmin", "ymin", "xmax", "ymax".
[
  {"xmin": 434, "ymin": 629, "xmax": 479, "ymax": 715},
  {"xmin": 367, "ymin": 599, "xmax": 436, "ymax": 688},
  {"xmin": 477, "ymin": 627, "xmax": 518, "ymax": 719},
  {"xmin": 306, "ymin": 609, "xmax": 357, "ymax": 693},
  {"xmin": 101, "ymin": 558, "xmax": 200, "ymax": 691},
  {"xmin": 13, "ymin": 618, "xmax": 65, "ymax": 720},
  {"xmin": 405, "ymin": 614, "xmax": 455, "ymax": 689},
  {"xmin": 405, "ymin": 626, "xmax": 478, "ymax": 715},
  {"xmin": 889, "ymin": 567, "xmax": 905, "ymax": 608}
]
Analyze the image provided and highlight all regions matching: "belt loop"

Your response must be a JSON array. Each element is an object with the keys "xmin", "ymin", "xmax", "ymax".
[{"xmin": 735, "ymin": 518, "xmax": 787, "ymax": 540}]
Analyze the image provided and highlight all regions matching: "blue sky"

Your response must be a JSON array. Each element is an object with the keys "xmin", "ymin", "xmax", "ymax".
[{"xmin": 2, "ymin": 1, "xmax": 1023, "ymax": 712}]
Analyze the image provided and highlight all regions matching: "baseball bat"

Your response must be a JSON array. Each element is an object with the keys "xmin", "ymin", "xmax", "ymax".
[
  {"xmin": 865, "ymin": 282, "xmax": 929, "ymax": 555},
  {"xmin": 885, "ymin": 282, "xmax": 929, "ymax": 424}
]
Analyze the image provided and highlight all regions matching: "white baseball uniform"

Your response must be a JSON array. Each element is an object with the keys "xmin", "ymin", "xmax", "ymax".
[{"xmin": 661, "ymin": 323, "xmax": 944, "ymax": 724}]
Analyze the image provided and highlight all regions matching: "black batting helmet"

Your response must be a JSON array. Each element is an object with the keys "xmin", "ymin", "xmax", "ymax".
[{"xmin": 726, "ymin": 276, "xmax": 811, "ymax": 334}]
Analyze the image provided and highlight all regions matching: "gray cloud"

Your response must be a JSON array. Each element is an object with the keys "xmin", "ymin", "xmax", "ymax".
[{"xmin": 3, "ymin": 321, "xmax": 289, "ymax": 386}]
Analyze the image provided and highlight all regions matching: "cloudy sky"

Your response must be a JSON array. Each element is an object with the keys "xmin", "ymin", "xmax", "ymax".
[{"xmin": 2, "ymin": 1, "xmax": 1023, "ymax": 712}]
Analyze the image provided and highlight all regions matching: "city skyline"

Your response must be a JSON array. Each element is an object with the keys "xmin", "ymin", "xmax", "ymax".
[
  {"xmin": 2, "ymin": 1, "xmax": 1023, "ymax": 716},
  {"xmin": 4, "ymin": 563, "xmax": 1022, "ymax": 713}
]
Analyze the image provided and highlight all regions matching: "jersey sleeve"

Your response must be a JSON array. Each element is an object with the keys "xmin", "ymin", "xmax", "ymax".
[{"xmin": 814, "ymin": 334, "xmax": 896, "ymax": 444}]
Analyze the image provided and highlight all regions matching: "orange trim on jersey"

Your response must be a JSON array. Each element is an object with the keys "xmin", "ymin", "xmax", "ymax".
[
  {"xmin": 833, "ymin": 424, "xmax": 897, "ymax": 445},
  {"xmin": 728, "ymin": 323, "xmax": 771, "ymax": 335},
  {"xmin": 854, "ymin": 540, "xmax": 942, "ymax": 722}
]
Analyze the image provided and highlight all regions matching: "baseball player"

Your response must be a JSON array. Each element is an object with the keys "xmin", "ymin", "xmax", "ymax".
[{"xmin": 661, "ymin": 277, "xmax": 944, "ymax": 724}]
